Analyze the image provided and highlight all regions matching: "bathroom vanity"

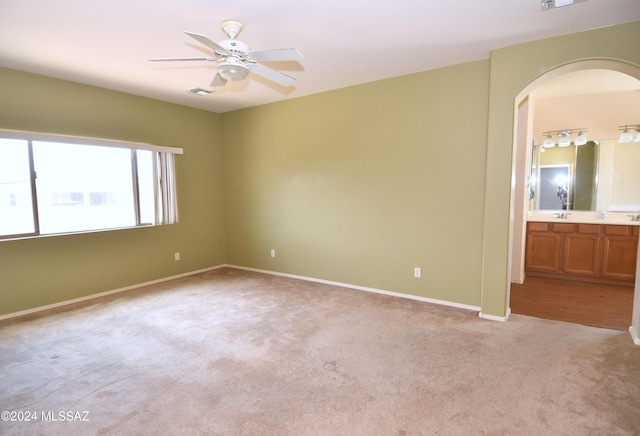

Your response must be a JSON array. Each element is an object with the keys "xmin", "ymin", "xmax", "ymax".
[
  {"xmin": 525, "ymin": 219, "xmax": 639, "ymax": 284},
  {"xmin": 525, "ymin": 137, "xmax": 640, "ymax": 285}
]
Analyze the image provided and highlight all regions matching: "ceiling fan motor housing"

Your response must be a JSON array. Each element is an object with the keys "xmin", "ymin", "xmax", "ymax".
[{"xmin": 218, "ymin": 39, "xmax": 249, "ymax": 52}]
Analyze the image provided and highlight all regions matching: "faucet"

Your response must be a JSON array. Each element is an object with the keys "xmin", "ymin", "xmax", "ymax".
[
  {"xmin": 629, "ymin": 214, "xmax": 640, "ymax": 222},
  {"xmin": 554, "ymin": 212, "xmax": 570, "ymax": 219}
]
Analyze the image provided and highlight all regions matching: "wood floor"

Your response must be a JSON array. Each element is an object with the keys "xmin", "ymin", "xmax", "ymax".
[{"xmin": 510, "ymin": 276, "xmax": 635, "ymax": 331}]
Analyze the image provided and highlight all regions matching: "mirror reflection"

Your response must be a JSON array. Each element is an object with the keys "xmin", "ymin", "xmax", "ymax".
[
  {"xmin": 530, "ymin": 139, "xmax": 640, "ymax": 212},
  {"xmin": 528, "ymin": 69, "xmax": 640, "ymax": 214}
]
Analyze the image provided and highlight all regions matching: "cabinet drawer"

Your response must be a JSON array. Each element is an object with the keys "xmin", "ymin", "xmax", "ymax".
[
  {"xmin": 552, "ymin": 223, "xmax": 577, "ymax": 233},
  {"xmin": 604, "ymin": 225, "xmax": 630, "ymax": 235},
  {"xmin": 528, "ymin": 222, "xmax": 550, "ymax": 232},
  {"xmin": 578, "ymin": 224, "xmax": 601, "ymax": 234}
]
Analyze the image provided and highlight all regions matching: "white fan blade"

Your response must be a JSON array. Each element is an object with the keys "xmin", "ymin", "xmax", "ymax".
[
  {"xmin": 184, "ymin": 31, "xmax": 227, "ymax": 54},
  {"xmin": 210, "ymin": 73, "xmax": 227, "ymax": 87},
  {"xmin": 150, "ymin": 57, "xmax": 218, "ymax": 62},
  {"xmin": 247, "ymin": 48, "xmax": 303, "ymax": 62},
  {"xmin": 249, "ymin": 63, "xmax": 296, "ymax": 87}
]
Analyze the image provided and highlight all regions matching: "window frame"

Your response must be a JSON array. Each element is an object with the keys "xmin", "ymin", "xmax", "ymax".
[{"xmin": 0, "ymin": 130, "xmax": 183, "ymax": 240}]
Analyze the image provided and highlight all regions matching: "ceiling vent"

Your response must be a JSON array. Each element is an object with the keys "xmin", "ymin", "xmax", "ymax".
[
  {"xmin": 187, "ymin": 87, "xmax": 212, "ymax": 96},
  {"xmin": 541, "ymin": 0, "xmax": 587, "ymax": 10}
]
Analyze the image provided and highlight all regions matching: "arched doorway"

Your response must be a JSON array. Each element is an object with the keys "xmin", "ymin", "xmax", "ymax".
[{"xmin": 509, "ymin": 60, "xmax": 640, "ymax": 339}]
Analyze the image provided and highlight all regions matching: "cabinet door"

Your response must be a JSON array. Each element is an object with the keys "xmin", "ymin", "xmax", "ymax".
[
  {"xmin": 602, "ymin": 235, "xmax": 638, "ymax": 280},
  {"xmin": 526, "ymin": 231, "xmax": 561, "ymax": 272},
  {"xmin": 562, "ymin": 233, "xmax": 600, "ymax": 276}
]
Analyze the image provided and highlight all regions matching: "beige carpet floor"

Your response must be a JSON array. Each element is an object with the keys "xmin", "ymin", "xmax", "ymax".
[{"xmin": 1, "ymin": 267, "xmax": 639, "ymax": 435}]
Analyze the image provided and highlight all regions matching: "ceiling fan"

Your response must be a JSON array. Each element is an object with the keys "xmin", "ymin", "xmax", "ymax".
[{"xmin": 150, "ymin": 20, "xmax": 303, "ymax": 89}]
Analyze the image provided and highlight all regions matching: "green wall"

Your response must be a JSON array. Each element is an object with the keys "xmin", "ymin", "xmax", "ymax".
[
  {"xmin": 0, "ymin": 68, "xmax": 226, "ymax": 316},
  {"xmin": 222, "ymin": 60, "xmax": 490, "ymax": 307},
  {"xmin": 1, "ymin": 21, "xmax": 639, "ymax": 321},
  {"xmin": 481, "ymin": 21, "xmax": 640, "ymax": 318}
]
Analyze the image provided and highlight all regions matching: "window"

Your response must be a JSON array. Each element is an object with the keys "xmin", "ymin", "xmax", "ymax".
[{"xmin": 0, "ymin": 131, "xmax": 182, "ymax": 239}]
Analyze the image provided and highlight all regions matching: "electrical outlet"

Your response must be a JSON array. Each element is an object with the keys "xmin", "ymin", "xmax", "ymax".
[
  {"xmin": 270, "ymin": 249, "xmax": 276, "ymax": 258},
  {"xmin": 174, "ymin": 252, "xmax": 181, "ymax": 261},
  {"xmin": 414, "ymin": 267, "xmax": 421, "ymax": 278}
]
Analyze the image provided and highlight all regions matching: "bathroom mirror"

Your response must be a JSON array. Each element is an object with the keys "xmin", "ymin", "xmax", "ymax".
[
  {"xmin": 529, "ymin": 139, "xmax": 640, "ymax": 212},
  {"xmin": 527, "ymin": 68, "xmax": 640, "ymax": 214}
]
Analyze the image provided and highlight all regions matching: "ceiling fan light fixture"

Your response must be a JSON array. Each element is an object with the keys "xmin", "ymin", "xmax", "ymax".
[{"xmin": 218, "ymin": 58, "xmax": 250, "ymax": 81}]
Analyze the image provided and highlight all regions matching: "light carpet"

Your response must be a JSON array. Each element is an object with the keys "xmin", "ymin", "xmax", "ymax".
[{"xmin": 1, "ymin": 267, "xmax": 639, "ymax": 435}]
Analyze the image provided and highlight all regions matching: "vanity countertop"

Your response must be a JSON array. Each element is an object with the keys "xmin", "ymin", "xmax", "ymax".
[{"xmin": 527, "ymin": 211, "xmax": 640, "ymax": 226}]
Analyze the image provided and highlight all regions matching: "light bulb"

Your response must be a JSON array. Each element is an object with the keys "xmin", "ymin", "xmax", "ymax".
[
  {"xmin": 543, "ymin": 135, "xmax": 555, "ymax": 148},
  {"xmin": 619, "ymin": 128, "xmax": 633, "ymax": 143},
  {"xmin": 574, "ymin": 132, "xmax": 587, "ymax": 146},
  {"xmin": 217, "ymin": 58, "xmax": 250, "ymax": 81}
]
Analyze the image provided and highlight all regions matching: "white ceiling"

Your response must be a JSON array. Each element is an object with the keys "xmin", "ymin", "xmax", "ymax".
[{"xmin": 1, "ymin": 0, "xmax": 639, "ymax": 114}]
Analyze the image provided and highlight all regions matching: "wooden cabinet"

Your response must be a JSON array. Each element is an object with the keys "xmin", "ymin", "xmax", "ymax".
[
  {"xmin": 602, "ymin": 226, "xmax": 640, "ymax": 280},
  {"xmin": 525, "ymin": 222, "xmax": 561, "ymax": 272},
  {"xmin": 563, "ymin": 225, "xmax": 601, "ymax": 277},
  {"xmin": 525, "ymin": 222, "xmax": 639, "ymax": 284}
]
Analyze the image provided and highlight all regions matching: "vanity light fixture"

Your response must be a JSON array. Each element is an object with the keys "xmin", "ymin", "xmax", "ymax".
[
  {"xmin": 618, "ymin": 125, "xmax": 640, "ymax": 143},
  {"xmin": 558, "ymin": 130, "xmax": 571, "ymax": 147},
  {"xmin": 574, "ymin": 130, "xmax": 588, "ymax": 146},
  {"xmin": 541, "ymin": 128, "xmax": 588, "ymax": 148},
  {"xmin": 543, "ymin": 134, "xmax": 555, "ymax": 148}
]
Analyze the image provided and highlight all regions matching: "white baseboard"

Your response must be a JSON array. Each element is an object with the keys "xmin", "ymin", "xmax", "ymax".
[
  {"xmin": 478, "ymin": 308, "xmax": 512, "ymax": 322},
  {"xmin": 1, "ymin": 264, "xmax": 487, "ymax": 323},
  {"xmin": 0, "ymin": 265, "xmax": 226, "ymax": 322},
  {"xmin": 629, "ymin": 327, "xmax": 640, "ymax": 346},
  {"xmin": 224, "ymin": 264, "xmax": 481, "ymax": 313}
]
